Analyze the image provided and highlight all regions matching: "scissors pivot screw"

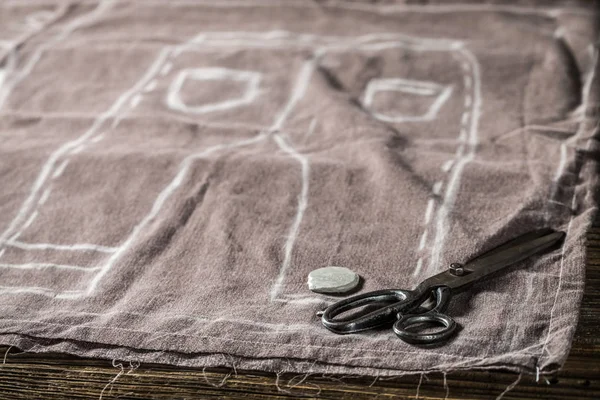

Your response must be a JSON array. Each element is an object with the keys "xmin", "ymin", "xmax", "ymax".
[{"xmin": 448, "ymin": 263, "xmax": 465, "ymax": 276}]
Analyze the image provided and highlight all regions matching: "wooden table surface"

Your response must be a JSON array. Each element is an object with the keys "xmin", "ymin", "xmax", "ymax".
[{"xmin": 0, "ymin": 224, "xmax": 598, "ymax": 399}]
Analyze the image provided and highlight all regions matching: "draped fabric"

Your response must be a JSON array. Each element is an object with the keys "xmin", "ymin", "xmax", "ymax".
[{"xmin": 0, "ymin": 0, "xmax": 598, "ymax": 376}]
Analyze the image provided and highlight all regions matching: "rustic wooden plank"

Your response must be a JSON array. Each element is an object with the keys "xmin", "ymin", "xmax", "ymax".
[{"xmin": 0, "ymin": 225, "xmax": 598, "ymax": 399}]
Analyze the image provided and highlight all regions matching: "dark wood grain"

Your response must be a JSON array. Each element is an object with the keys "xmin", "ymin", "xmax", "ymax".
[{"xmin": 1, "ymin": 225, "xmax": 598, "ymax": 399}]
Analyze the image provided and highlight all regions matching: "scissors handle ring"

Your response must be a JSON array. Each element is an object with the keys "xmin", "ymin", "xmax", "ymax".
[
  {"xmin": 392, "ymin": 312, "xmax": 457, "ymax": 345},
  {"xmin": 321, "ymin": 289, "xmax": 414, "ymax": 334}
]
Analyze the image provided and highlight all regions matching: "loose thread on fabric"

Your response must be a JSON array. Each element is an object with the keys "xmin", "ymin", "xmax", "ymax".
[
  {"xmin": 307, "ymin": 382, "xmax": 323, "ymax": 396},
  {"xmin": 286, "ymin": 373, "xmax": 310, "ymax": 389},
  {"xmin": 275, "ymin": 371, "xmax": 302, "ymax": 394},
  {"xmin": 225, "ymin": 353, "xmax": 238, "ymax": 377},
  {"xmin": 274, "ymin": 370, "xmax": 291, "ymax": 394},
  {"xmin": 369, "ymin": 376, "xmax": 379, "ymax": 387},
  {"xmin": 321, "ymin": 374, "xmax": 351, "ymax": 387},
  {"xmin": 98, "ymin": 359, "xmax": 139, "ymax": 400},
  {"xmin": 2, "ymin": 346, "xmax": 14, "ymax": 365},
  {"xmin": 98, "ymin": 360, "xmax": 124, "ymax": 400},
  {"xmin": 277, "ymin": 372, "xmax": 322, "ymax": 396},
  {"xmin": 495, "ymin": 373, "xmax": 522, "ymax": 400},
  {"xmin": 289, "ymin": 360, "xmax": 318, "ymax": 390},
  {"xmin": 443, "ymin": 372, "xmax": 450, "ymax": 400},
  {"xmin": 274, "ymin": 362, "xmax": 321, "ymax": 395},
  {"xmin": 127, "ymin": 360, "xmax": 140, "ymax": 374},
  {"xmin": 415, "ymin": 373, "xmax": 425, "ymax": 399},
  {"xmin": 271, "ymin": 359, "xmax": 320, "ymax": 394},
  {"xmin": 201, "ymin": 365, "xmax": 232, "ymax": 388}
]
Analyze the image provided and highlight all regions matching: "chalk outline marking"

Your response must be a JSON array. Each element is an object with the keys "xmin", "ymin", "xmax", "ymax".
[
  {"xmin": 0, "ymin": 47, "xmax": 175, "ymax": 290},
  {"xmin": 423, "ymin": 48, "xmax": 481, "ymax": 275},
  {"xmin": 363, "ymin": 78, "xmax": 453, "ymax": 123},
  {"xmin": 167, "ymin": 67, "xmax": 262, "ymax": 114},
  {"xmin": 0, "ymin": 31, "xmax": 478, "ymax": 301}
]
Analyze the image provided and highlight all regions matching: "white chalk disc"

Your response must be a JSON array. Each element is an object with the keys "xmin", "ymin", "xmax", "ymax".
[{"xmin": 308, "ymin": 266, "xmax": 360, "ymax": 294}]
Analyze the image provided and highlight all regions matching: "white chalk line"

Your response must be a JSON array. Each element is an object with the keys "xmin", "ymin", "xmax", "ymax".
[
  {"xmin": 3, "ymin": 31, "xmax": 469, "ymax": 298},
  {"xmin": 167, "ymin": 67, "xmax": 262, "ymax": 114},
  {"xmin": 424, "ymin": 199, "xmax": 435, "ymax": 225},
  {"xmin": 52, "ymin": 159, "xmax": 69, "ymax": 179},
  {"xmin": 15, "ymin": 0, "xmax": 587, "ymax": 16},
  {"xmin": 270, "ymin": 135, "xmax": 310, "ymax": 301},
  {"xmin": 465, "ymin": 94, "xmax": 472, "ymax": 108},
  {"xmin": 493, "ymin": 124, "xmax": 576, "ymax": 146},
  {"xmin": 91, "ymin": 134, "xmax": 105, "ymax": 144},
  {"xmin": 160, "ymin": 62, "xmax": 173, "ymax": 76},
  {"xmin": 71, "ymin": 144, "xmax": 86, "ymax": 154},
  {"xmin": 143, "ymin": 80, "xmax": 158, "ymax": 92},
  {"xmin": 460, "ymin": 111, "xmax": 470, "ymax": 129},
  {"xmin": 72, "ymin": 133, "xmax": 270, "ymax": 299},
  {"xmin": 6, "ymin": 240, "xmax": 117, "ymax": 253},
  {"xmin": 1, "ymin": 32, "xmax": 259, "ymax": 296},
  {"xmin": 25, "ymin": 10, "xmax": 55, "ymax": 30},
  {"xmin": 173, "ymin": 31, "xmax": 477, "ymax": 294},
  {"xmin": 0, "ymin": 285, "xmax": 83, "ymax": 296},
  {"xmin": 464, "ymin": 75, "xmax": 472, "ymax": 90},
  {"xmin": 0, "ymin": 46, "xmax": 174, "ymax": 257},
  {"xmin": 0, "ymin": 25, "xmax": 584, "ymax": 368},
  {"xmin": 0, "ymin": 1, "xmax": 124, "ymax": 246},
  {"xmin": 414, "ymin": 258, "xmax": 424, "ymax": 277},
  {"xmin": 171, "ymin": 30, "xmax": 461, "ymax": 55},
  {"xmin": 0, "ymin": 262, "xmax": 101, "ymax": 272},
  {"xmin": 0, "ymin": 7, "xmax": 63, "ymax": 107},
  {"xmin": 130, "ymin": 94, "xmax": 142, "ymax": 109},
  {"xmin": 0, "ymin": 0, "xmax": 117, "ymax": 110},
  {"xmin": 53, "ymin": 45, "xmax": 274, "ymax": 298},
  {"xmin": 0, "ymin": 45, "xmax": 174, "ymax": 296},
  {"xmin": 363, "ymin": 78, "xmax": 453, "ymax": 123},
  {"xmin": 441, "ymin": 160, "xmax": 454, "ymax": 172},
  {"xmin": 268, "ymin": 57, "xmax": 316, "ymax": 300},
  {"xmin": 191, "ymin": 0, "xmax": 593, "ymax": 16},
  {"xmin": 418, "ymin": 231, "xmax": 428, "ymax": 251},
  {"xmin": 21, "ymin": 211, "xmax": 38, "ymax": 230},
  {"xmin": 413, "ymin": 46, "xmax": 478, "ymax": 277},
  {"xmin": 275, "ymin": 296, "xmax": 322, "ymax": 306},
  {"xmin": 553, "ymin": 143, "xmax": 568, "ymax": 182},
  {"xmin": 271, "ymin": 59, "xmax": 316, "ymax": 132},
  {"xmin": 427, "ymin": 47, "xmax": 481, "ymax": 274},
  {"xmin": 38, "ymin": 188, "xmax": 50, "ymax": 205},
  {"xmin": 111, "ymin": 32, "xmax": 468, "ymax": 298}
]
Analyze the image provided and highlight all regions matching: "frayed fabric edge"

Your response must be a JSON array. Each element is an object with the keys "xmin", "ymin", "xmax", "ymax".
[{"xmin": 0, "ymin": 332, "xmax": 558, "ymax": 379}]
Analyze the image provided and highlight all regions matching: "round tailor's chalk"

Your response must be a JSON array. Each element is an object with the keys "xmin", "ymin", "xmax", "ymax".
[{"xmin": 308, "ymin": 266, "xmax": 360, "ymax": 294}]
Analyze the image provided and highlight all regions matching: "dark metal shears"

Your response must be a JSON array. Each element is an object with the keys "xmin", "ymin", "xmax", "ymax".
[{"xmin": 320, "ymin": 229, "xmax": 565, "ymax": 345}]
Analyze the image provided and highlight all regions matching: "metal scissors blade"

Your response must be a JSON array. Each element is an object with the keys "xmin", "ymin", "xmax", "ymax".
[{"xmin": 424, "ymin": 229, "xmax": 565, "ymax": 292}]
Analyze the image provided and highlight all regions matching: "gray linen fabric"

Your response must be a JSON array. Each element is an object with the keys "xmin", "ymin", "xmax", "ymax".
[{"xmin": 0, "ymin": 0, "xmax": 598, "ymax": 377}]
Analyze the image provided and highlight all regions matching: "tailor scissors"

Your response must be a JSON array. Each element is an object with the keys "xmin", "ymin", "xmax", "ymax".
[{"xmin": 320, "ymin": 228, "xmax": 565, "ymax": 345}]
